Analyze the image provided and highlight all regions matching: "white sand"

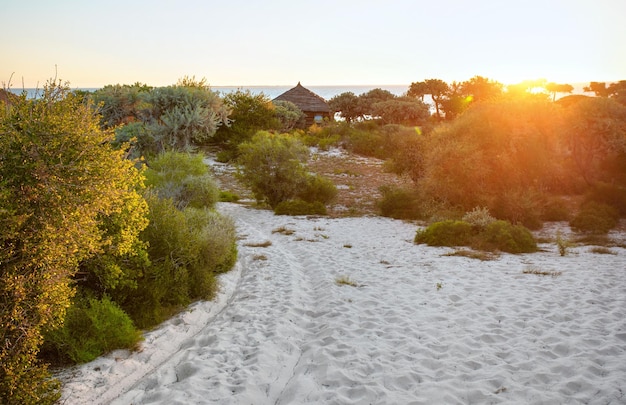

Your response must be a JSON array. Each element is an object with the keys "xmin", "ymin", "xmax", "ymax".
[{"xmin": 59, "ymin": 203, "xmax": 626, "ymax": 404}]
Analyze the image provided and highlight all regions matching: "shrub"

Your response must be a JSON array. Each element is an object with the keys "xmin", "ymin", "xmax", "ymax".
[
  {"xmin": 145, "ymin": 152, "xmax": 219, "ymax": 209},
  {"xmin": 584, "ymin": 183, "xmax": 626, "ymax": 216},
  {"xmin": 415, "ymin": 219, "xmax": 537, "ymax": 253},
  {"xmin": 121, "ymin": 194, "xmax": 237, "ymax": 328},
  {"xmin": 541, "ymin": 197, "xmax": 571, "ymax": 221},
  {"xmin": 414, "ymin": 220, "xmax": 473, "ymax": 246},
  {"xmin": 378, "ymin": 185, "xmax": 422, "ymax": 219},
  {"xmin": 462, "ymin": 206, "xmax": 496, "ymax": 229},
  {"xmin": 570, "ymin": 202, "xmax": 619, "ymax": 234},
  {"xmin": 42, "ymin": 296, "xmax": 142, "ymax": 364},
  {"xmin": 219, "ymin": 190, "xmax": 240, "ymax": 202},
  {"xmin": 298, "ymin": 174, "xmax": 337, "ymax": 205},
  {"xmin": 479, "ymin": 220, "xmax": 537, "ymax": 253},
  {"xmin": 237, "ymin": 131, "xmax": 310, "ymax": 208},
  {"xmin": 274, "ymin": 199, "xmax": 327, "ymax": 216}
]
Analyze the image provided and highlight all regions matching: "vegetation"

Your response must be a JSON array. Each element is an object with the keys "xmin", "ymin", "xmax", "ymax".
[
  {"xmin": 0, "ymin": 81, "xmax": 148, "ymax": 404},
  {"xmin": 237, "ymin": 131, "xmax": 336, "ymax": 210},
  {"xmin": 415, "ymin": 219, "xmax": 537, "ymax": 254},
  {"xmin": 2, "ymin": 73, "xmax": 626, "ymax": 401}
]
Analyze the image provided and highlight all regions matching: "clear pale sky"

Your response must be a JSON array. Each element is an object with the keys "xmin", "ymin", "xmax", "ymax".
[{"xmin": 1, "ymin": 0, "xmax": 624, "ymax": 88}]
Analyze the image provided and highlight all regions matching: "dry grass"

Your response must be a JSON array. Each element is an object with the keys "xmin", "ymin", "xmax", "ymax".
[
  {"xmin": 523, "ymin": 267, "xmax": 562, "ymax": 277},
  {"xmin": 443, "ymin": 249, "xmax": 498, "ymax": 261},
  {"xmin": 244, "ymin": 240, "xmax": 272, "ymax": 248},
  {"xmin": 272, "ymin": 226, "xmax": 295, "ymax": 235}
]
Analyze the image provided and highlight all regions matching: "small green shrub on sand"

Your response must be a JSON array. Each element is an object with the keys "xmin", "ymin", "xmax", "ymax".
[
  {"xmin": 43, "ymin": 296, "xmax": 142, "ymax": 364},
  {"xmin": 219, "ymin": 190, "xmax": 240, "ymax": 202},
  {"xmin": 414, "ymin": 220, "xmax": 473, "ymax": 247},
  {"xmin": 416, "ymin": 219, "xmax": 537, "ymax": 253},
  {"xmin": 378, "ymin": 185, "xmax": 422, "ymax": 219},
  {"xmin": 479, "ymin": 220, "xmax": 537, "ymax": 253},
  {"xmin": 298, "ymin": 174, "xmax": 337, "ymax": 205},
  {"xmin": 274, "ymin": 199, "xmax": 327, "ymax": 216},
  {"xmin": 570, "ymin": 202, "xmax": 619, "ymax": 234}
]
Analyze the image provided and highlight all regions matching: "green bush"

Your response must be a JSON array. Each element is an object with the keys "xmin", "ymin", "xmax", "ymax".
[
  {"xmin": 414, "ymin": 220, "xmax": 473, "ymax": 246},
  {"xmin": 121, "ymin": 194, "xmax": 238, "ymax": 328},
  {"xmin": 145, "ymin": 152, "xmax": 219, "ymax": 209},
  {"xmin": 479, "ymin": 220, "xmax": 537, "ymax": 253},
  {"xmin": 298, "ymin": 174, "xmax": 338, "ymax": 204},
  {"xmin": 237, "ymin": 131, "xmax": 310, "ymax": 208},
  {"xmin": 541, "ymin": 197, "xmax": 571, "ymax": 221},
  {"xmin": 570, "ymin": 202, "xmax": 619, "ymax": 234},
  {"xmin": 378, "ymin": 185, "xmax": 422, "ymax": 219},
  {"xmin": 219, "ymin": 190, "xmax": 240, "ymax": 202},
  {"xmin": 274, "ymin": 199, "xmax": 327, "ymax": 216},
  {"xmin": 43, "ymin": 296, "xmax": 142, "ymax": 364},
  {"xmin": 584, "ymin": 183, "xmax": 626, "ymax": 216},
  {"xmin": 415, "ymin": 219, "xmax": 537, "ymax": 253}
]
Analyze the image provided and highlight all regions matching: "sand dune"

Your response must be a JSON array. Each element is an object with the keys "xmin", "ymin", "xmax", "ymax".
[{"xmin": 60, "ymin": 203, "xmax": 626, "ymax": 404}]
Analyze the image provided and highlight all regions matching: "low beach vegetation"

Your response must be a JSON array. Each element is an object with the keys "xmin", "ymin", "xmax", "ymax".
[
  {"xmin": 415, "ymin": 219, "xmax": 537, "ymax": 254},
  {"xmin": 237, "ymin": 131, "xmax": 336, "ymax": 212}
]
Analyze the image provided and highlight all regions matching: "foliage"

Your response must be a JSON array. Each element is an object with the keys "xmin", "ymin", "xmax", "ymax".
[
  {"xmin": 556, "ymin": 231, "xmax": 571, "ymax": 256},
  {"xmin": 570, "ymin": 202, "xmax": 619, "ymax": 234},
  {"xmin": 378, "ymin": 185, "xmax": 422, "ymax": 219},
  {"xmin": 237, "ymin": 131, "xmax": 310, "ymax": 208},
  {"xmin": 583, "ymin": 183, "xmax": 626, "ymax": 216},
  {"xmin": 121, "ymin": 194, "xmax": 237, "ymax": 327},
  {"xmin": 92, "ymin": 83, "xmax": 151, "ymax": 128},
  {"xmin": 411, "ymin": 98, "xmax": 564, "ymax": 226},
  {"xmin": 370, "ymin": 98, "xmax": 430, "ymax": 126},
  {"xmin": 0, "ymin": 80, "xmax": 147, "ymax": 403},
  {"xmin": 415, "ymin": 220, "xmax": 473, "ymax": 247},
  {"xmin": 274, "ymin": 199, "xmax": 327, "ymax": 216},
  {"xmin": 408, "ymin": 78, "xmax": 449, "ymax": 119},
  {"xmin": 561, "ymin": 97, "xmax": 626, "ymax": 187},
  {"xmin": 214, "ymin": 90, "xmax": 279, "ymax": 150},
  {"xmin": 415, "ymin": 219, "xmax": 537, "ymax": 253},
  {"xmin": 144, "ymin": 151, "xmax": 219, "ymax": 209},
  {"xmin": 478, "ymin": 220, "xmax": 537, "ymax": 253},
  {"xmin": 273, "ymin": 100, "xmax": 304, "ymax": 131},
  {"xmin": 298, "ymin": 174, "xmax": 338, "ymax": 205},
  {"xmin": 328, "ymin": 91, "xmax": 360, "ymax": 122},
  {"xmin": 42, "ymin": 295, "xmax": 141, "ymax": 364},
  {"xmin": 142, "ymin": 82, "xmax": 230, "ymax": 152},
  {"xmin": 462, "ymin": 206, "xmax": 496, "ymax": 229}
]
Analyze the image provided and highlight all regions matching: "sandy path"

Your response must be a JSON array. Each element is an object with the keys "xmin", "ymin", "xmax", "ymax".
[{"xmin": 61, "ymin": 203, "xmax": 626, "ymax": 404}]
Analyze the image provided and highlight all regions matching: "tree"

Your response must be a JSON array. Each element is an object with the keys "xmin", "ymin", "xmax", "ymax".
[
  {"xmin": 0, "ymin": 80, "xmax": 148, "ymax": 404},
  {"xmin": 92, "ymin": 83, "xmax": 152, "ymax": 128},
  {"xmin": 213, "ymin": 90, "xmax": 279, "ymax": 150},
  {"xmin": 237, "ymin": 131, "xmax": 310, "ymax": 208},
  {"xmin": 328, "ymin": 92, "xmax": 360, "ymax": 122},
  {"xmin": 561, "ymin": 97, "xmax": 626, "ymax": 186},
  {"xmin": 142, "ymin": 80, "xmax": 230, "ymax": 152},
  {"xmin": 357, "ymin": 88, "xmax": 397, "ymax": 118},
  {"xmin": 546, "ymin": 82, "xmax": 574, "ymax": 102},
  {"xmin": 370, "ymin": 98, "xmax": 430, "ymax": 125},
  {"xmin": 273, "ymin": 100, "xmax": 304, "ymax": 131},
  {"xmin": 408, "ymin": 79, "xmax": 449, "ymax": 119},
  {"xmin": 584, "ymin": 81, "xmax": 610, "ymax": 97},
  {"xmin": 608, "ymin": 80, "xmax": 626, "ymax": 106},
  {"xmin": 461, "ymin": 76, "xmax": 504, "ymax": 103}
]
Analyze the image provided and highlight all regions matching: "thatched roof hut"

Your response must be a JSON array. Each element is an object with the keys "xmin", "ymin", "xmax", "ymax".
[{"xmin": 273, "ymin": 82, "xmax": 332, "ymax": 127}]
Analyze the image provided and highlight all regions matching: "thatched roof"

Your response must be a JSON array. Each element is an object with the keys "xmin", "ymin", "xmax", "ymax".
[{"xmin": 273, "ymin": 82, "xmax": 330, "ymax": 113}]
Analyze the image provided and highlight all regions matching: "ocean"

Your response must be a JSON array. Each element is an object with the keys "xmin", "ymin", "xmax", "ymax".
[{"xmin": 7, "ymin": 85, "xmax": 411, "ymax": 101}]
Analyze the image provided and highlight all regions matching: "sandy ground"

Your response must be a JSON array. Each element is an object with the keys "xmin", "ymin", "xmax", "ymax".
[{"xmin": 58, "ymin": 202, "xmax": 626, "ymax": 404}]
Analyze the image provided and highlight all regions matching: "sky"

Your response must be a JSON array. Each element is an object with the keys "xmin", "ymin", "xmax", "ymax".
[{"xmin": 1, "ymin": 0, "xmax": 625, "ymax": 89}]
